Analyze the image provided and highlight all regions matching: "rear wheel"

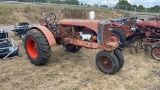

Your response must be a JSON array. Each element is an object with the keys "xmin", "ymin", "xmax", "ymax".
[
  {"xmin": 66, "ymin": 44, "xmax": 81, "ymax": 52},
  {"xmin": 114, "ymin": 49, "xmax": 124, "ymax": 71},
  {"xmin": 24, "ymin": 29, "xmax": 51, "ymax": 65},
  {"xmin": 111, "ymin": 28, "xmax": 127, "ymax": 48},
  {"xmin": 151, "ymin": 45, "xmax": 160, "ymax": 61},
  {"xmin": 96, "ymin": 51, "xmax": 119, "ymax": 74}
]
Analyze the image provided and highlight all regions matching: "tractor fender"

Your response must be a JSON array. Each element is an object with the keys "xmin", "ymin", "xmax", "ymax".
[{"xmin": 31, "ymin": 26, "xmax": 56, "ymax": 46}]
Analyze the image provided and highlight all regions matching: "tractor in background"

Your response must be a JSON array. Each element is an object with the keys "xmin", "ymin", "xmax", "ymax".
[
  {"xmin": 110, "ymin": 13, "xmax": 138, "ymax": 48},
  {"xmin": 24, "ymin": 13, "xmax": 124, "ymax": 74},
  {"xmin": 110, "ymin": 12, "xmax": 160, "ymax": 60},
  {"xmin": 136, "ymin": 16, "xmax": 160, "ymax": 60}
]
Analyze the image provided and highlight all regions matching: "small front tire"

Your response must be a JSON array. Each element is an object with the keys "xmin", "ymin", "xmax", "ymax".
[
  {"xmin": 96, "ymin": 51, "xmax": 119, "ymax": 74},
  {"xmin": 114, "ymin": 49, "xmax": 124, "ymax": 71}
]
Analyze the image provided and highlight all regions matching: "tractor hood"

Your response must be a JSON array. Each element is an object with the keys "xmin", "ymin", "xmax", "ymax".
[
  {"xmin": 59, "ymin": 19, "xmax": 111, "ymax": 33},
  {"xmin": 59, "ymin": 19, "xmax": 100, "ymax": 33},
  {"xmin": 136, "ymin": 21, "xmax": 160, "ymax": 28}
]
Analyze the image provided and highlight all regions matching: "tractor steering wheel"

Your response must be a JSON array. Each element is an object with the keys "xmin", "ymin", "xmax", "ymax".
[
  {"xmin": 123, "ymin": 13, "xmax": 130, "ymax": 21},
  {"xmin": 46, "ymin": 13, "xmax": 57, "ymax": 25}
]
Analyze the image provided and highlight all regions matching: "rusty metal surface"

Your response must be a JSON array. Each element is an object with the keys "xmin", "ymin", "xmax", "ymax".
[
  {"xmin": 64, "ymin": 38, "xmax": 117, "ymax": 51},
  {"xmin": 55, "ymin": 21, "xmax": 118, "ymax": 51},
  {"xmin": 39, "ymin": 19, "xmax": 47, "ymax": 26},
  {"xmin": 111, "ymin": 21, "xmax": 136, "ymax": 37},
  {"xmin": 102, "ymin": 24, "xmax": 111, "ymax": 45},
  {"xmin": 136, "ymin": 21, "xmax": 160, "ymax": 28},
  {"xmin": 36, "ymin": 13, "xmax": 119, "ymax": 52},
  {"xmin": 59, "ymin": 19, "xmax": 100, "ymax": 33}
]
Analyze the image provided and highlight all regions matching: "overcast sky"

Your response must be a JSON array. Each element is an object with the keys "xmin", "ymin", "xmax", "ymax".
[{"xmin": 78, "ymin": 0, "xmax": 160, "ymax": 7}]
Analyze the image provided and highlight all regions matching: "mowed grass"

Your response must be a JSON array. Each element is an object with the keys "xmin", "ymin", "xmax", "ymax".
[{"xmin": 0, "ymin": 32, "xmax": 160, "ymax": 90}]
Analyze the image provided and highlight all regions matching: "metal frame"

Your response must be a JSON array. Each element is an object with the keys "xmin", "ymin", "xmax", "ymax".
[{"xmin": 0, "ymin": 38, "xmax": 19, "ymax": 59}]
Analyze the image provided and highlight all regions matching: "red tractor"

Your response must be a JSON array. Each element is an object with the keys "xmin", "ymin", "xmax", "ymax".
[
  {"xmin": 24, "ymin": 13, "xmax": 124, "ymax": 74},
  {"xmin": 109, "ymin": 13, "xmax": 160, "ymax": 60},
  {"xmin": 136, "ymin": 17, "xmax": 160, "ymax": 60},
  {"xmin": 110, "ymin": 13, "xmax": 138, "ymax": 48}
]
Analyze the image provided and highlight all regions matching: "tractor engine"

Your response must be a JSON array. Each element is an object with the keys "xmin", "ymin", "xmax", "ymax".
[{"xmin": 56, "ymin": 25, "xmax": 97, "ymax": 43}]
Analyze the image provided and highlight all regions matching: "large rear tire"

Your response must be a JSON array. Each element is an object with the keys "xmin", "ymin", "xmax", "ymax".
[
  {"xmin": 111, "ymin": 28, "xmax": 127, "ymax": 48},
  {"xmin": 96, "ymin": 51, "xmax": 119, "ymax": 74},
  {"xmin": 24, "ymin": 29, "xmax": 51, "ymax": 65}
]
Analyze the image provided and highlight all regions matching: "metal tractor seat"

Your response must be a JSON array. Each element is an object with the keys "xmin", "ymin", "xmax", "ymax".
[{"xmin": 0, "ymin": 30, "xmax": 19, "ymax": 59}]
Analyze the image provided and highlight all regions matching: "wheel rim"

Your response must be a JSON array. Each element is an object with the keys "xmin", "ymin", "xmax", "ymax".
[
  {"xmin": 98, "ymin": 56, "xmax": 113, "ymax": 71},
  {"xmin": 152, "ymin": 47, "xmax": 160, "ymax": 60},
  {"xmin": 111, "ymin": 33, "xmax": 120, "ymax": 42},
  {"xmin": 27, "ymin": 38, "xmax": 38, "ymax": 59}
]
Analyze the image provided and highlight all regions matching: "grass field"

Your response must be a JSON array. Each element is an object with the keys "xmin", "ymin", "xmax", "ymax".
[{"xmin": 0, "ymin": 29, "xmax": 160, "ymax": 90}]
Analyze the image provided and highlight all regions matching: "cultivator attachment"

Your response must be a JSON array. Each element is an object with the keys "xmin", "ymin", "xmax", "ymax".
[
  {"xmin": 128, "ymin": 38, "xmax": 154, "ymax": 56},
  {"xmin": 127, "ymin": 35, "xmax": 160, "ymax": 61},
  {"xmin": 0, "ymin": 30, "xmax": 19, "ymax": 59}
]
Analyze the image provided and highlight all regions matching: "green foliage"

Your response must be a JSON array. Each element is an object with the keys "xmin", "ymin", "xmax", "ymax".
[
  {"xmin": 115, "ymin": 0, "xmax": 131, "ymax": 10},
  {"xmin": 117, "ymin": 0, "xmax": 131, "ymax": 7},
  {"xmin": 100, "ymin": 5, "xmax": 108, "ymax": 8},
  {"xmin": 138, "ymin": 5, "xmax": 145, "ymax": 10},
  {"xmin": 146, "ymin": 5, "xmax": 160, "ymax": 12},
  {"xmin": 115, "ymin": 0, "xmax": 160, "ymax": 12},
  {"xmin": 18, "ymin": 0, "xmax": 46, "ymax": 2},
  {"xmin": 64, "ymin": 0, "xmax": 79, "ymax": 5},
  {"xmin": 50, "ymin": 0, "xmax": 79, "ymax": 5}
]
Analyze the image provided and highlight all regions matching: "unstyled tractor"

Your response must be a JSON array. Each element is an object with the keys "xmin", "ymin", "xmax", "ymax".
[
  {"xmin": 136, "ymin": 17, "xmax": 160, "ymax": 60},
  {"xmin": 110, "ymin": 13, "xmax": 138, "ymax": 49},
  {"xmin": 24, "ymin": 13, "xmax": 124, "ymax": 74}
]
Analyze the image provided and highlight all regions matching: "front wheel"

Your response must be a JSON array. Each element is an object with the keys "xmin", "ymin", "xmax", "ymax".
[
  {"xmin": 96, "ymin": 51, "xmax": 119, "ymax": 74},
  {"xmin": 114, "ymin": 49, "xmax": 124, "ymax": 71},
  {"xmin": 24, "ymin": 29, "xmax": 51, "ymax": 65},
  {"xmin": 151, "ymin": 45, "xmax": 160, "ymax": 61}
]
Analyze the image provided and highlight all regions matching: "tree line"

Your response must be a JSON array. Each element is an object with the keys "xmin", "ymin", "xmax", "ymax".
[
  {"xmin": 115, "ymin": 0, "xmax": 160, "ymax": 12},
  {"xmin": 0, "ymin": 0, "xmax": 159, "ymax": 12}
]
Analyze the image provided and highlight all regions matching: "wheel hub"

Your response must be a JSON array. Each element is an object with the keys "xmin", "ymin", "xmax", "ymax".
[
  {"xmin": 27, "ymin": 38, "xmax": 38, "ymax": 59},
  {"xmin": 104, "ymin": 60, "xmax": 108, "ymax": 65},
  {"xmin": 98, "ymin": 56, "xmax": 112, "ymax": 70}
]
